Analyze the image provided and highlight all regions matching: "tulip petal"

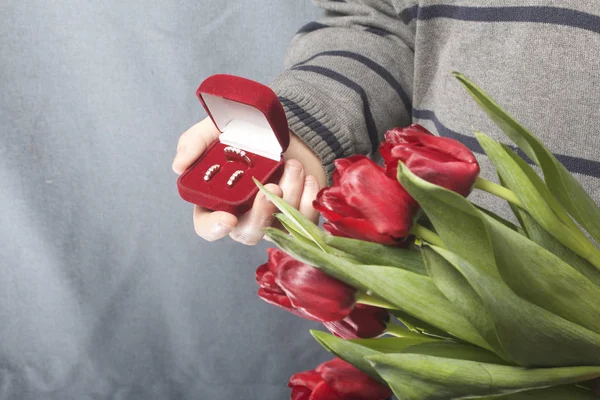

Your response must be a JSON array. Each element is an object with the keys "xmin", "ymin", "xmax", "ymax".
[
  {"xmin": 337, "ymin": 160, "xmax": 416, "ymax": 234},
  {"xmin": 333, "ymin": 155, "xmax": 367, "ymax": 180},
  {"xmin": 385, "ymin": 124, "xmax": 431, "ymax": 143},
  {"xmin": 256, "ymin": 265, "xmax": 283, "ymax": 292},
  {"xmin": 257, "ymin": 288, "xmax": 294, "ymax": 310},
  {"xmin": 323, "ymin": 305, "xmax": 389, "ymax": 339},
  {"xmin": 290, "ymin": 387, "xmax": 312, "ymax": 400},
  {"xmin": 314, "ymin": 187, "xmax": 365, "ymax": 220},
  {"xmin": 381, "ymin": 124, "xmax": 479, "ymax": 196},
  {"xmin": 289, "ymin": 370, "xmax": 323, "ymax": 390},
  {"xmin": 275, "ymin": 261, "xmax": 356, "ymax": 322},
  {"xmin": 255, "ymin": 263, "xmax": 270, "ymax": 284},
  {"xmin": 309, "ymin": 381, "xmax": 343, "ymax": 400},
  {"xmin": 318, "ymin": 358, "xmax": 393, "ymax": 400},
  {"xmin": 313, "ymin": 155, "xmax": 418, "ymax": 245},
  {"xmin": 325, "ymin": 218, "xmax": 397, "ymax": 245},
  {"xmin": 258, "ymin": 249, "xmax": 357, "ymax": 322},
  {"xmin": 259, "ymin": 285, "xmax": 331, "ymax": 322},
  {"xmin": 416, "ymin": 134, "xmax": 478, "ymax": 163}
]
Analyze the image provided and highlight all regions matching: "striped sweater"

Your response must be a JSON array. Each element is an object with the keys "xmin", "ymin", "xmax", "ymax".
[{"xmin": 269, "ymin": 0, "xmax": 600, "ymax": 216}]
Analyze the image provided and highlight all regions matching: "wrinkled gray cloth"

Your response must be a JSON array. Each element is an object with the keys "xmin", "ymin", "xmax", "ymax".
[{"xmin": 0, "ymin": 1, "xmax": 327, "ymax": 398}]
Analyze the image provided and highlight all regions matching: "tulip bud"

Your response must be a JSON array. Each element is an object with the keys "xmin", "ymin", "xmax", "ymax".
[
  {"xmin": 313, "ymin": 155, "xmax": 419, "ymax": 245},
  {"xmin": 256, "ymin": 249, "xmax": 356, "ymax": 322},
  {"xmin": 289, "ymin": 358, "xmax": 393, "ymax": 400},
  {"xmin": 380, "ymin": 124, "xmax": 480, "ymax": 196}
]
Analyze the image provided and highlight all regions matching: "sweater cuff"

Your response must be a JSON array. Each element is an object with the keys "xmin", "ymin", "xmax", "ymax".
[{"xmin": 269, "ymin": 75, "xmax": 356, "ymax": 184}]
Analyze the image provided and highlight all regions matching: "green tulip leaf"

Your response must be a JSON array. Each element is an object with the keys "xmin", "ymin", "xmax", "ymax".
[
  {"xmin": 430, "ymin": 245, "xmax": 600, "ymax": 367},
  {"xmin": 390, "ymin": 309, "xmax": 456, "ymax": 340},
  {"xmin": 313, "ymin": 332, "xmax": 599, "ymax": 400},
  {"xmin": 399, "ymin": 341, "xmax": 509, "ymax": 365},
  {"xmin": 254, "ymin": 178, "xmax": 326, "ymax": 251},
  {"xmin": 311, "ymin": 330, "xmax": 506, "ymax": 384},
  {"xmin": 454, "ymin": 72, "xmax": 600, "ymax": 244},
  {"xmin": 367, "ymin": 352, "xmax": 600, "ymax": 400},
  {"xmin": 266, "ymin": 228, "xmax": 490, "ymax": 350},
  {"xmin": 474, "ymin": 204, "xmax": 520, "ymax": 233},
  {"xmin": 495, "ymin": 169, "xmax": 600, "ymax": 287},
  {"xmin": 398, "ymin": 164, "xmax": 600, "ymax": 352},
  {"xmin": 397, "ymin": 163, "xmax": 499, "ymax": 279},
  {"xmin": 274, "ymin": 214, "xmax": 361, "ymax": 264},
  {"xmin": 481, "ymin": 213, "xmax": 600, "ymax": 335},
  {"xmin": 422, "ymin": 247, "xmax": 510, "ymax": 362},
  {"xmin": 497, "ymin": 174, "xmax": 530, "ymax": 237},
  {"xmin": 475, "ymin": 132, "xmax": 600, "ymax": 268},
  {"xmin": 274, "ymin": 213, "xmax": 306, "ymax": 241},
  {"xmin": 324, "ymin": 235, "xmax": 427, "ymax": 275},
  {"xmin": 515, "ymin": 210, "xmax": 600, "ymax": 287},
  {"xmin": 310, "ymin": 330, "xmax": 437, "ymax": 381},
  {"xmin": 486, "ymin": 386, "xmax": 600, "ymax": 400}
]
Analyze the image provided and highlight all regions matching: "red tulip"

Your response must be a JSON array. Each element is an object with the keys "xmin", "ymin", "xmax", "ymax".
[
  {"xmin": 289, "ymin": 358, "xmax": 393, "ymax": 400},
  {"xmin": 256, "ymin": 249, "xmax": 356, "ymax": 322},
  {"xmin": 323, "ymin": 304, "xmax": 390, "ymax": 339},
  {"xmin": 380, "ymin": 124, "xmax": 480, "ymax": 196},
  {"xmin": 313, "ymin": 155, "xmax": 418, "ymax": 245}
]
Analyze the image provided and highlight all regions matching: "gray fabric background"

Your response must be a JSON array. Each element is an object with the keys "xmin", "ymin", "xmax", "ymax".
[{"xmin": 0, "ymin": 1, "xmax": 328, "ymax": 398}]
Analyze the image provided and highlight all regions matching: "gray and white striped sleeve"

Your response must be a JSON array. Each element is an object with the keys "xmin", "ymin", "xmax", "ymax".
[{"xmin": 270, "ymin": 0, "xmax": 416, "ymax": 181}]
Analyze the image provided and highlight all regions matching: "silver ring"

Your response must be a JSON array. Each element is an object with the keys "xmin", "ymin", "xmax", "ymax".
[
  {"xmin": 203, "ymin": 164, "xmax": 220, "ymax": 182},
  {"xmin": 227, "ymin": 170, "xmax": 244, "ymax": 187},
  {"xmin": 224, "ymin": 146, "xmax": 252, "ymax": 167}
]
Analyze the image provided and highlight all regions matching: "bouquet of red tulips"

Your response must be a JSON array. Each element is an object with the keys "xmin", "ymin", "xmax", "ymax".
[{"xmin": 254, "ymin": 73, "xmax": 600, "ymax": 399}]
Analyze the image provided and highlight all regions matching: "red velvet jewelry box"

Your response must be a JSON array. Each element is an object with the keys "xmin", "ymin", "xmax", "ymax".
[{"xmin": 177, "ymin": 74, "xmax": 290, "ymax": 215}]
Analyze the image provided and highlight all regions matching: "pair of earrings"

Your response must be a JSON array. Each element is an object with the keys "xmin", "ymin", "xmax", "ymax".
[{"xmin": 204, "ymin": 165, "xmax": 244, "ymax": 187}]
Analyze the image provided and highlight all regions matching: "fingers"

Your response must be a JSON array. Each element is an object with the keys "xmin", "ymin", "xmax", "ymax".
[
  {"xmin": 279, "ymin": 159, "xmax": 305, "ymax": 209},
  {"xmin": 230, "ymin": 184, "xmax": 283, "ymax": 246},
  {"xmin": 190, "ymin": 158, "xmax": 322, "ymax": 245},
  {"xmin": 172, "ymin": 118, "xmax": 220, "ymax": 175},
  {"xmin": 262, "ymin": 172, "xmax": 322, "ymax": 243},
  {"xmin": 193, "ymin": 206, "xmax": 238, "ymax": 242},
  {"xmin": 299, "ymin": 175, "xmax": 321, "ymax": 223}
]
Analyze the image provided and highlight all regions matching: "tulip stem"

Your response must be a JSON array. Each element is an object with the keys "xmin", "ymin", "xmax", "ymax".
[
  {"xmin": 473, "ymin": 177, "xmax": 524, "ymax": 208},
  {"xmin": 355, "ymin": 292, "xmax": 398, "ymax": 310},
  {"xmin": 385, "ymin": 322, "xmax": 411, "ymax": 338},
  {"xmin": 410, "ymin": 224, "xmax": 445, "ymax": 247}
]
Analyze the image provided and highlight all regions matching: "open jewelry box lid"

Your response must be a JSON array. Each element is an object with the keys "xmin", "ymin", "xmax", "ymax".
[{"xmin": 197, "ymin": 74, "xmax": 290, "ymax": 161}]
